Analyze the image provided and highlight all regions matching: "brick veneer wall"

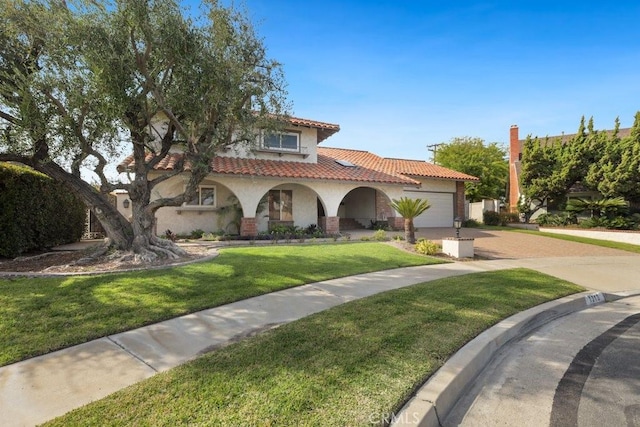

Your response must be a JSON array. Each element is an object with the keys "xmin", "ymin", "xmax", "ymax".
[
  {"xmin": 240, "ymin": 217, "xmax": 257, "ymax": 237},
  {"xmin": 375, "ymin": 190, "xmax": 394, "ymax": 220},
  {"xmin": 509, "ymin": 125, "xmax": 520, "ymax": 212},
  {"xmin": 455, "ymin": 181, "xmax": 466, "ymax": 220},
  {"xmin": 325, "ymin": 216, "xmax": 340, "ymax": 234}
]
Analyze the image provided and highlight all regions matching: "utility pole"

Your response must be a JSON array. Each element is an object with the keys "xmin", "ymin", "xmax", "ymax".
[{"xmin": 426, "ymin": 143, "xmax": 443, "ymax": 164}]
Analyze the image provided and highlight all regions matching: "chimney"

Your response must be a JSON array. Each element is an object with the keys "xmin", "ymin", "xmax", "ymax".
[
  {"xmin": 508, "ymin": 125, "xmax": 520, "ymax": 212},
  {"xmin": 509, "ymin": 125, "xmax": 519, "ymax": 163}
]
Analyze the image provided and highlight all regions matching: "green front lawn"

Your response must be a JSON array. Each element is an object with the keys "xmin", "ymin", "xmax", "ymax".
[
  {"xmin": 0, "ymin": 243, "xmax": 442, "ymax": 366},
  {"xmin": 46, "ymin": 269, "xmax": 584, "ymax": 426}
]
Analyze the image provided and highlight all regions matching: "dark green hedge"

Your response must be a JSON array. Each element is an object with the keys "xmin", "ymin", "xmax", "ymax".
[{"xmin": 0, "ymin": 163, "xmax": 86, "ymax": 258}]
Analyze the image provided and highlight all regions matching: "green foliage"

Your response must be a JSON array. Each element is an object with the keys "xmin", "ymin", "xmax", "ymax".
[
  {"xmin": 435, "ymin": 137, "xmax": 508, "ymax": 202},
  {"xmin": 371, "ymin": 229, "xmax": 389, "ymax": 241},
  {"xmin": 369, "ymin": 220, "xmax": 389, "ymax": 230},
  {"xmin": 565, "ymin": 197, "xmax": 628, "ymax": 218},
  {"xmin": 390, "ymin": 197, "xmax": 431, "ymax": 218},
  {"xmin": 390, "ymin": 197, "xmax": 431, "ymax": 244},
  {"xmin": 414, "ymin": 239, "xmax": 440, "ymax": 255},
  {"xmin": 0, "ymin": 163, "xmax": 84, "ymax": 257},
  {"xmin": 520, "ymin": 114, "xmax": 640, "ymax": 223},
  {"xmin": 535, "ymin": 212, "xmax": 576, "ymax": 226},
  {"xmin": 482, "ymin": 211, "xmax": 502, "ymax": 226},
  {"xmin": 500, "ymin": 212, "xmax": 520, "ymax": 225},
  {"xmin": 0, "ymin": 0, "xmax": 289, "ymax": 249},
  {"xmin": 43, "ymin": 270, "xmax": 581, "ymax": 426},
  {"xmin": 201, "ymin": 231, "xmax": 225, "ymax": 241},
  {"xmin": 0, "ymin": 243, "xmax": 441, "ymax": 366},
  {"xmin": 463, "ymin": 219, "xmax": 481, "ymax": 228},
  {"xmin": 189, "ymin": 229, "xmax": 205, "ymax": 239},
  {"xmin": 578, "ymin": 215, "xmax": 639, "ymax": 230}
]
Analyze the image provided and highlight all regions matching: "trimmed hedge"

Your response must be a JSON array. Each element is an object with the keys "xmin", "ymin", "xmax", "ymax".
[{"xmin": 0, "ymin": 163, "xmax": 85, "ymax": 258}]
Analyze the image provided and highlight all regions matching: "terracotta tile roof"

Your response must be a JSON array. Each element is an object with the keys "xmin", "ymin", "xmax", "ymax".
[
  {"xmin": 118, "ymin": 146, "xmax": 478, "ymax": 184},
  {"xmin": 119, "ymin": 152, "xmax": 415, "ymax": 185},
  {"xmin": 287, "ymin": 116, "xmax": 340, "ymax": 142},
  {"xmin": 317, "ymin": 147, "xmax": 479, "ymax": 181}
]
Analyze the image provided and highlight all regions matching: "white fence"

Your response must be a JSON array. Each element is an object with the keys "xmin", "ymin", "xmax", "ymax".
[{"xmin": 467, "ymin": 199, "xmax": 500, "ymax": 223}]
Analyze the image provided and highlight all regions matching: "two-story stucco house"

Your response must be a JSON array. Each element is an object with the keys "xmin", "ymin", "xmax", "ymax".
[{"xmin": 117, "ymin": 116, "xmax": 478, "ymax": 237}]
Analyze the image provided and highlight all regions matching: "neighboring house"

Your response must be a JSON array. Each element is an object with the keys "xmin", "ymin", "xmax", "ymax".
[
  {"xmin": 117, "ymin": 116, "xmax": 478, "ymax": 237},
  {"xmin": 508, "ymin": 124, "xmax": 631, "ymax": 213}
]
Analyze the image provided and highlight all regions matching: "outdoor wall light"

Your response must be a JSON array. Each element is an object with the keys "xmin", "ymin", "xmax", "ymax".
[
  {"xmin": 453, "ymin": 216, "xmax": 462, "ymax": 238},
  {"xmin": 123, "ymin": 199, "xmax": 130, "ymax": 209}
]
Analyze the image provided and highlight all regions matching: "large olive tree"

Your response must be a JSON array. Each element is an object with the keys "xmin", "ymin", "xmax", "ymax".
[{"xmin": 0, "ymin": 0, "xmax": 289, "ymax": 260}]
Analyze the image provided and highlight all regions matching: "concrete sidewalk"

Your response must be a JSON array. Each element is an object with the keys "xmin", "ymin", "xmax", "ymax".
[
  {"xmin": 0, "ymin": 260, "xmax": 508, "ymax": 427},
  {"xmin": 2, "ymin": 254, "xmax": 640, "ymax": 426}
]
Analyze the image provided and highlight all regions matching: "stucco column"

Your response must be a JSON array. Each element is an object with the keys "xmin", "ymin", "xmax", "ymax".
[
  {"xmin": 455, "ymin": 181, "xmax": 466, "ymax": 220},
  {"xmin": 240, "ymin": 217, "xmax": 257, "ymax": 237},
  {"xmin": 325, "ymin": 216, "xmax": 340, "ymax": 235}
]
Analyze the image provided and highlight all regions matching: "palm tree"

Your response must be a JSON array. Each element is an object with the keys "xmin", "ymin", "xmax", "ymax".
[{"xmin": 389, "ymin": 197, "xmax": 431, "ymax": 244}]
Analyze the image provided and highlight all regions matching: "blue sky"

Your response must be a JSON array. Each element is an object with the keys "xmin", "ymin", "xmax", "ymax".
[{"xmin": 217, "ymin": 1, "xmax": 640, "ymax": 161}]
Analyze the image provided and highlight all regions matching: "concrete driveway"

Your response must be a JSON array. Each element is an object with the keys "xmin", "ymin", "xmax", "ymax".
[{"xmin": 359, "ymin": 227, "xmax": 633, "ymax": 259}]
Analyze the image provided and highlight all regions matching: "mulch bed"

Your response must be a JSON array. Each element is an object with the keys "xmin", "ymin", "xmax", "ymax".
[{"xmin": 0, "ymin": 246, "xmax": 213, "ymax": 274}]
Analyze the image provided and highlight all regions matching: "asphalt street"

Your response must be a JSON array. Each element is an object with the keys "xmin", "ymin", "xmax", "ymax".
[{"xmin": 445, "ymin": 295, "xmax": 640, "ymax": 427}]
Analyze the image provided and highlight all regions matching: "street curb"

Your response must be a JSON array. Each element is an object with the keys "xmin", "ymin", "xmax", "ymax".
[{"xmin": 391, "ymin": 291, "xmax": 607, "ymax": 427}]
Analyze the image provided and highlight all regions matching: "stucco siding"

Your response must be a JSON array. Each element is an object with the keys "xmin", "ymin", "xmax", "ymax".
[{"xmin": 216, "ymin": 126, "xmax": 318, "ymax": 163}]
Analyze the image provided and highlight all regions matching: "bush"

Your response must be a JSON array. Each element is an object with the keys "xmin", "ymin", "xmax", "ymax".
[
  {"xmin": 463, "ymin": 219, "xmax": 480, "ymax": 228},
  {"xmin": 535, "ymin": 212, "xmax": 576, "ymax": 226},
  {"xmin": 579, "ymin": 215, "xmax": 638, "ymax": 230},
  {"xmin": 482, "ymin": 211, "xmax": 501, "ymax": 226},
  {"xmin": 372, "ymin": 229, "xmax": 389, "ymax": 241},
  {"xmin": 499, "ymin": 212, "xmax": 520, "ymax": 225},
  {"xmin": 190, "ymin": 229, "xmax": 205, "ymax": 239},
  {"xmin": 369, "ymin": 220, "xmax": 389, "ymax": 230},
  {"xmin": 414, "ymin": 239, "xmax": 440, "ymax": 255},
  {"xmin": 0, "ymin": 163, "xmax": 85, "ymax": 257}
]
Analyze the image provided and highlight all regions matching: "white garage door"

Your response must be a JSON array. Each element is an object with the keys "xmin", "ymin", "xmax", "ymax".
[{"xmin": 403, "ymin": 191, "xmax": 454, "ymax": 228}]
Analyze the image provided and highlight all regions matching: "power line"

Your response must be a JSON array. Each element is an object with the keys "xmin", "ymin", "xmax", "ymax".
[{"xmin": 426, "ymin": 143, "xmax": 443, "ymax": 164}]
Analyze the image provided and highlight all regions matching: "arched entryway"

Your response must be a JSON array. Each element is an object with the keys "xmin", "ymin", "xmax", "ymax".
[
  {"xmin": 255, "ymin": 183, "xmax": 328, "ymax": 233},
  {"xmin": 338, "ymin": 187, "xmax": 396, "ymax": 231}
]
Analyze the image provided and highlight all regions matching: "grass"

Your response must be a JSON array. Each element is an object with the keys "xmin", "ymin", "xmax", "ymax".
[
  {"xmin": 45, "ymin": 269, "xmax": 584, "ymax": 426},
  {"xmin": 480, "ymin": 225, "xmax": 640, "ymax": 254},
  {"xmin": 0, "ymin": 243, "xmax": 441, "ymax": 367}
]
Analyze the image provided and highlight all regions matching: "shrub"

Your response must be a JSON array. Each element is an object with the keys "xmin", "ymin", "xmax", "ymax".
[
  {"xmin": 535, "ymin": 212, "xmax": 576, "ymax": 226},
  {"xmin": 369, "ymin": 220, "xmax": 389, "ymax": 230},
  {"xmin": 201, "ymin": 231, "xmax": 225, "ymax": 241},
  {"xmin": 190, "ymin": 229, "xmax": 205, "ymax": 239},
  {"xmin": 463, "ymin": 219, "xmax": 480, "ymax": 228},
  {"xmin": 499, "ymin": 212, "xmax": 520, "ymax": 225},
  {"xmin": 482, "ymin": 211, "xmax": 501, "ymax": 226},
  {"xmin": 372, "ymin": 229, "xmax": 389, "ymax": 241},
  {"xmin": 414, "ymin": 239, "xmax": 440, "ymax": 255},
  {"xmin": 0, "ymin": 163, "xmax": 85, "ymax": 257}
]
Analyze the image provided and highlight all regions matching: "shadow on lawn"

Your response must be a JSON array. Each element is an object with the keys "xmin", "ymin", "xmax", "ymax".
[{"xmin": 0, "ymin": 244, "xmax": 437, "ymax": 366}]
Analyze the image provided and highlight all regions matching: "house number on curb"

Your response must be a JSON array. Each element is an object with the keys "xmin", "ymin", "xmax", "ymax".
[{"xmin": 585, "ymin": 292, "xmax": 605, "ymax": 305}]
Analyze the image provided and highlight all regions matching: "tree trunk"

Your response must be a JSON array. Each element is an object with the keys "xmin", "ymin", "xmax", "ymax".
[
  {"xmin": 33, "ymin": 161, "xmax": 134, "ymax": 250},
  {"xmin": 404, "ymin": 218, "xmax": 416, "ymax": 244},
  {"xmin": 127, "ymin": 177, "xmax": 187, "ymax": 262}
]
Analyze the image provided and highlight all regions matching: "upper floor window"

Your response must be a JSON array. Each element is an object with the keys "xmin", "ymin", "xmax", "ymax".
[
  {"xmin": 262, "ymin": 131, "xmax": 300, "ymax": 152},
  {"xmin": 187, "ymin": 185, "xmax": 216, "ymax": 206}
]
